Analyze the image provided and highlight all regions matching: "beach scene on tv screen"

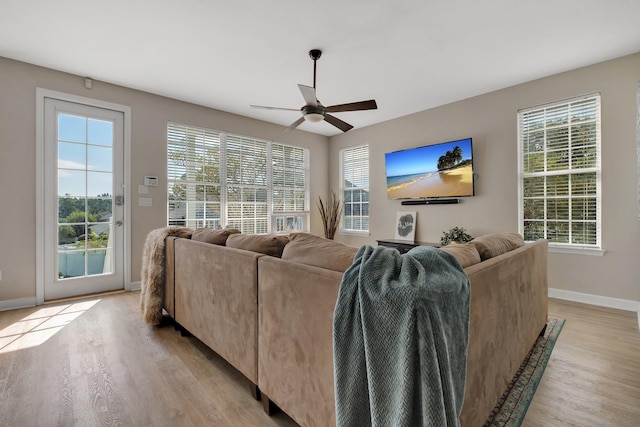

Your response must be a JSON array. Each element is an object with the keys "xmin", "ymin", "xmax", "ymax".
[{"xmin": 385, "ymin": 138, "xmax": 473, "ymax": 199}]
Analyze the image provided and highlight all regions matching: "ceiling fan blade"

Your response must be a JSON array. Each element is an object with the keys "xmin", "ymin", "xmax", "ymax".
[
  {"xmin": 324, "ymin": 114, "xmax": 354, "ymax": 132},
  {"xmin": 284, "ymin": 116, "xmax": 305, "ymax": 132},
  {"xmin": 250, "ymin": 105, "xmax": 300, "ymax": 112},
  {"xmin": 326, "ymin": 99, "xmax": 378, "ymax": 113},
  {"xmin": 298, "ymin": 84, "xmax": 318, "ymax": 107}
]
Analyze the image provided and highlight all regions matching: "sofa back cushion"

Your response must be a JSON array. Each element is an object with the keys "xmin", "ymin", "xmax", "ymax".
[
  {"xmin": 191, "ymin": 227, "xmax": 241, "ymax": 245},
  {"xmin": 439, "ymin": 243, "xmax": 482, "ymax": 268},
  {"xmin": 281, "ymin": 233, "xmax": 358, "ymax": 273},
  {"xmin": 226, "ymin": 234, "xmax": 289, "ymax": 258},
  {"xmin": 469, "ymin": 232, "xmax": 525, "ymax": 261}
]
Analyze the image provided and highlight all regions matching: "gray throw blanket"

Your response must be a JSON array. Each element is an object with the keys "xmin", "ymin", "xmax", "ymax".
[{"xmin": 333, "ymin": 245, "xmax": 470, "ymax": 427}]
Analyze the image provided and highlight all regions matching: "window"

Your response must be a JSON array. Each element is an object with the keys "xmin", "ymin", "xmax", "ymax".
[
  {"xmin": 518, "ymin": 94, "xmax": 601, "ymax": 251},
  {"xmin": 167, "ymin": 123, "xmax": 309, "ymax": 234},
  {"xmin": 341, "ymin": 144, "xmax": 369, "ymax": 233}
]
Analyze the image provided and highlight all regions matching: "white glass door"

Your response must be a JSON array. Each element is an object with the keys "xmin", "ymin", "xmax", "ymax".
[{"xmin": 43, "ymin": 98, "xmax": 125, "ymax": 300}]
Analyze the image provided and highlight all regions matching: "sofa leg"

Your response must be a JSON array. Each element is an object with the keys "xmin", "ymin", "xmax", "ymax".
[
  {"xmin": 158, "ymin": 315, "xmax": 174, "ymax": 327},
  {"xmin": 261, "ymin": 394, "xmax": 279, "ymax": 415},
  {"xmin": 174, "ymin": 323, "xmax": 192, "ymax": 337},
  {"xmin": 249, "ymin": 382, "xmax": 261, "ymax": 401},
  {"xmin": 539, "ymin": 324, "xmax": 548, "ymax": 337}
]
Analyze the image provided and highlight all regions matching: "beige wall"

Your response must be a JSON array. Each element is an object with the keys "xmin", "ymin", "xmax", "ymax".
[
  {"xmin": 330, "ymin": 53, "xmax": 640, "ymax": 302},
  {"xmin": 0, "ymin": 57, "xmax": 329, "ymax": 302},
  {"xmin": 1, "ymin": 53, "xmax": 638, "ymax": 305}
]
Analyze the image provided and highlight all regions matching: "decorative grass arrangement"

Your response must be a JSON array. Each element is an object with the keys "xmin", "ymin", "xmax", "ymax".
[{"xmin": 317, "ymin": 192, "xmax": 343, "ymax": 240}]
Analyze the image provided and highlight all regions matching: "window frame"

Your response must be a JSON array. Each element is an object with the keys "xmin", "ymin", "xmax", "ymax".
[
  {"xmin": 340, "ymin": 144, "xmax": 370, "ymax": 235},
  {"xmin": 167, "ymin": 122, "xmax": 309, "ymax": 234},
  {"xmin": 517, "ymin": 93, "xmax": 604, "ymax": 256}
]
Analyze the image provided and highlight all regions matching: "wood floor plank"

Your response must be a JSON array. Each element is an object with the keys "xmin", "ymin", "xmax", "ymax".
[
  {"xmin": 0, "ymin": 292, "xmax": 638, "ymax": 426},
  {"xmin": 523, "ymin": 298, "xmax": 640, "ymax": 427},
  {"xmin": 0, "ymin": 325, "xmax": 46, "ymax": 426}
]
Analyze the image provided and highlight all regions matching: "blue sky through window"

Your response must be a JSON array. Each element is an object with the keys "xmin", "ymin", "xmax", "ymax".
[{"xmin": 58, "ymin": 114, "xmax": 113, "ymax": 197}]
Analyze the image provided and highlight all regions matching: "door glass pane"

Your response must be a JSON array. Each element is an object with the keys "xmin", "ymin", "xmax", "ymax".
[
  {"xmin": 58, "ymin": 115, "xmax": 86, "ymax": 143},
  {"xmin": 58, "ymin": 196, "xmax": 84, "ymax": 222},
  {"xmin": 58, "ymin": 249, "xmax": 86, "ymax": 278},
  {"xmin": 87, "ymin": 145, "xmax": 112, "ymax": 172},
  {"xmin": 58, "ymin": 141, "xmax": 86, "ymax": 169},
  {"xmin": 58, "ymin": 224, "xmax": 77, "ymax": 245},
  {"xmin": 58, "ymin": 170, "xmax": 86, "ymax": 197},
  {"xmin": 88, "ymin": 196, "xmax": 112, "ymax": 221},
  {"xmin": 88, "ymin": 118, "xmax": 113, "ymax": 146},
  {"xmin": 87, "ymin": 171, "xmax": 113, "ymax": 197},
  {"xmin": 88, "ymin": 248, "xmax": 111, "ymax": 275},
  {"xmin": 57, "ymin": 112, "xmax": 114, "ymax": 280}
]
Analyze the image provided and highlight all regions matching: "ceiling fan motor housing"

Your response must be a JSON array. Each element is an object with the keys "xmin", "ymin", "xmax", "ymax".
[
  {"xmin": 302, "ymin": 104, "xmax": 326, "ymax": 122},
  {"xmin": 302, "ymin": 104, "xmax": 325, "ymax": 116}
]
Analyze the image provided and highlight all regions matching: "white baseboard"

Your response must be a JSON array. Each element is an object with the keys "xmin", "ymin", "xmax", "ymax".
[
  {"xmin": 0, "ymin": 297, "xmax": 37, "ymax": 312},
  {"xmin": 0, "ymin": 286, "xmax": 142, "ymax": 313},
  {"xmin": 549, "ymin": 288, "xmax": 640, "ymax": 311},
  {"xmin": 549, "ymin": 288, "xmax": 640, "ymax": 331}
]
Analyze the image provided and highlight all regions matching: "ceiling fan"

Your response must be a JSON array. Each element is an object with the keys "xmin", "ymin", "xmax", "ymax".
[{"xmin": 251, "ymin": 49, "xmax": 378, "ymax": 132}]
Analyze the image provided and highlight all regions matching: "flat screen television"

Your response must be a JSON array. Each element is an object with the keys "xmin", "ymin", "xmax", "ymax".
[{"xmin": 384, "ymin": 138, "xmax": 474, "ymax": 199}]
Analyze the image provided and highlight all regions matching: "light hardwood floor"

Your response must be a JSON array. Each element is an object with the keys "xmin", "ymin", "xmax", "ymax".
[
  {"xmin": 524, "ymin": 299, "xmax": 640, "ymax": 427},
  {"xmin": 0, "ymin": 292, "xmax": 638, "ymax": 426},
  {"xmin": 0, "ymin": 291, "xmax": 297, "ymax": 427}
]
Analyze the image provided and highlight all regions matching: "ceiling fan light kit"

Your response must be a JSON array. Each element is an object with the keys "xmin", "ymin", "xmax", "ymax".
[
  {"xmin": 305, "ymin": 112, "xmax": 324, "ymax": 122},
  {"xmin": 251, "ymin": 49, "xmax": 377, "ymax": 132}
]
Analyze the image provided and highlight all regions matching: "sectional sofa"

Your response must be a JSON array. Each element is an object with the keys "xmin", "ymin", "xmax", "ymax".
[{"xmin": 162, "ymin": 230, "xmax": 548, "ymax": 426}]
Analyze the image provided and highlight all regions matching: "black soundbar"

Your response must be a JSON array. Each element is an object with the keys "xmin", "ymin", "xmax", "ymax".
[{"xmin": 401, "ymin": 198, "xmax": 459, "ymax": 205}]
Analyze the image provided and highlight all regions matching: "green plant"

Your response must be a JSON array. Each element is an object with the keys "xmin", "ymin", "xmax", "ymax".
[
  {"xmin": 64, "ymin": 210, "xmax": 97, "ymax": 237},
  {"xmin": 317, "ymin": 192, "xmax": 343, "ymax": 240},
  {"xmin": 58, "ymin": 224, "xmax": 76, "ymax": 244},
  {"xmin": 440, "ymin": 226, "xmax": 473, "ymax": 246},
  {"xmin": 75, "ymin": 231, "xmax": 109, "ymax": 249}
]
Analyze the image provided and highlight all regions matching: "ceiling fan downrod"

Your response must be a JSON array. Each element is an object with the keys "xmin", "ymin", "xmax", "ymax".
[{"xmin": 309, "ymin": 49, "xmax": 322, "ymax": 89}]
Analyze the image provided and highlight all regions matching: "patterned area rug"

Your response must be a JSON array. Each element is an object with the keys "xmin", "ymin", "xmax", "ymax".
[{"xmin": 484, "ymin": 317, "xmax": 565, "ymax": 426}]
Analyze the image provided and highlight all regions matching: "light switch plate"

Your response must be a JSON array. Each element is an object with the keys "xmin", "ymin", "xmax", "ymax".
[
  {"xmin": 138, "ymin": 184, "xmax": 149, "ymax": 194},
  {"xmin": 138, "ymin": 197, "xmax": 152, "ymax": 207}
]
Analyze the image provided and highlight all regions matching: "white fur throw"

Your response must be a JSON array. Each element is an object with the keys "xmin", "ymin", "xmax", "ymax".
[{"xmin": 140, "ymin": 226, "xmax": 192, "ymax": 325}]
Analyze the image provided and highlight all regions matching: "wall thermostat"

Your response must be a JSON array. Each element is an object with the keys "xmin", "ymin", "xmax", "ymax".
[{"xmin": 144, "ymin": 176, "xmax": 158, "ymax": 187}]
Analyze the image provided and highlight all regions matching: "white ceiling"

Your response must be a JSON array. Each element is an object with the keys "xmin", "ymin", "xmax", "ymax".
[{"xmin": 2, "ymin": 0, "xmax": 639, "ymax": 136}]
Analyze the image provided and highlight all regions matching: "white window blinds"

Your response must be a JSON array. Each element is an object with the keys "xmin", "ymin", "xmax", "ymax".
[
  {"xmin": 341, "ymin": 144, "xmax": 369, "ymax": 233},
  {"xmin": 167, "ymin": 122, "xmax": 309, "ymax": 234},
  {"xmin": 225, "ymin": 135, "xmax": 269, "ymax": 234},
  {"xmin": 167, "ymin": 124, "xmax": 222, "ymax": 229},
  {"xmin": 518, "ymin": 94, "xmax": 601, "ymax": 249}
]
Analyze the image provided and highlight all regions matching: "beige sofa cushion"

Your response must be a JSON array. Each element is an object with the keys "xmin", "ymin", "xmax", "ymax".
[
  {"xmin": 226, "ymin": 234, "xmax": 289, "ymax": 257},
  {"xmin": 281, "ymin": 233, "xmax": 358, "ymax": 273},
  {"xmin": 191, "ymin": 227, "xmax": 241, "ymax": 245},
  {"xmin": 469, "ymin": 232, "xmax": 525, "ymax": 261},
  {"xmin": 439, "ymin": 243, "xmax": 482, "ymax": 268}
]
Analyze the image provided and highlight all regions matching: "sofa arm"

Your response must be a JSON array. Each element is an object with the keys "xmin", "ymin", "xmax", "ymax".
[
  {"xmin": 460, "ymin": 239, "xmax": 548, "ymax": 426},
  {"xmin": 258, "ymin": 256, "xmax": 343, "ymax": 427},
  {"xmin": 163, "ymin": 236, "xmax": 179, "ymax": 318}
]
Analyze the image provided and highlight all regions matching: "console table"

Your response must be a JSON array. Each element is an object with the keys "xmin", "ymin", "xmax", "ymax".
[{"xmin": 376, "ymin": 239, "xmax": 441, "ymax": 254}]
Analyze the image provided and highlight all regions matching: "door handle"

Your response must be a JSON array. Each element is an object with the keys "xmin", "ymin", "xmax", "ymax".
[{"xmin": 116, "ymin": 220, "xmax": 123, "ymax": 227}]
